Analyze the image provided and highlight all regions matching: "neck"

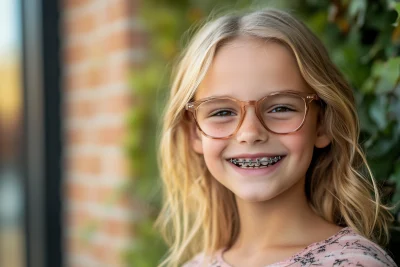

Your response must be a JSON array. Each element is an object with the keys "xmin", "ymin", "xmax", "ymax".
[{"xmin": 231, "ymin": 178, "xmax": 327, "ymax": 251}]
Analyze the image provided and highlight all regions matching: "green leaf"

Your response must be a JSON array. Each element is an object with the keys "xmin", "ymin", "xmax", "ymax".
[
  {"xmin": 357, "ymin": 95, "xmax": 379, "ymax": 136},
  {"xmin": 370, "ymin": 58, "xmax": 400, "ymax": 94},
  {"xmin": 389, "ymin": 97, "xmax": 400, "ymax": 122},
  {"xmin": 369, "ymin": 96, "xmax": 389, "ymax": 130},
  {"xmin": 377, "ymin": 58, "xmax": 400, "ymax": 93},
  {"xmin": 368, "ymin": 137, "xmax": 396, "ymax": 158},
  {"xmin": 361, "ymin": 77, "xmax": 375, "ymax": 93},
  {"xmin": 392, "ymin": 2, "xmax": 400, "ymax": 26},
  {"xmin": 348, "ymin": 0, "xmax": 367, "ymax": 27},
  {"xmin": 305, "ymin": 11, "xmax": 328, "ymax": 35}
]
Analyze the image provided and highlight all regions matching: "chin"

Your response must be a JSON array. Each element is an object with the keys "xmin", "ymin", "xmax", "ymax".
[{"xmin": 233, "ymin": 188, "xmax": 277, "ymax": 203}]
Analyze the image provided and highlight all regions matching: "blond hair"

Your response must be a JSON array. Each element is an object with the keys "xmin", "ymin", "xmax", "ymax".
[{"xmin": 156, "ymin": 8, "xmax": 393, "ymax": 267}]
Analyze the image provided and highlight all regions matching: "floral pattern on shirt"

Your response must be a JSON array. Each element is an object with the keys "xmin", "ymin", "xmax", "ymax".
[{"xmin": 182, "ymin": 227, "xmax": 397, "ymax": 267}]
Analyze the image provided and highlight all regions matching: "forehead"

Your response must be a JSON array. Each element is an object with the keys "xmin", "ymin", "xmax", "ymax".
[{"xmin": 195, "ymin": 36, "xmax": 311, "ymax": 100}]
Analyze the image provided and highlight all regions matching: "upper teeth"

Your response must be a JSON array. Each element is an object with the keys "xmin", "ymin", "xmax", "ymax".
[{"xmin": 230, "ymin": 156, "xmax": 282, "ymax": 167}]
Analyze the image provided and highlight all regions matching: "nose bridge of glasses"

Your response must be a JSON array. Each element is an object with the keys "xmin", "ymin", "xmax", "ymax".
[
  {"xmin": 241, "ymin": 100, "xmax": 263, "ymax": 119},
  {"xmin": 239, "ymin": 100, "xmax": 264, "ymax": 127},
  {"xmin": 242, "ymin": 100, "xmax": 258, "ymax": 109}
]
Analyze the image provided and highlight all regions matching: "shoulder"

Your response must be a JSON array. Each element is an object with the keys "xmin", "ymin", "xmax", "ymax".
[
  {"xmin": 334, "ymin": 229, "xmax": 396, "ymax": 266},
  {"xmin": 302, "ymin": 227, "xmax": 397, "ymax": 267}
]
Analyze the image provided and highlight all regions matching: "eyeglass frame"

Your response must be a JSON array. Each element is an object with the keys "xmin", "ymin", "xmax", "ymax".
[{"xmin": 185, "ymin": 91, "xmax": 320, "ymax": 140}]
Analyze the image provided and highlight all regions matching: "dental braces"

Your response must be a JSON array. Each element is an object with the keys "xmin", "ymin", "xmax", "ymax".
[{"xmin": 230, "ymin": 156, "xmax": 282, "ymax": 167}]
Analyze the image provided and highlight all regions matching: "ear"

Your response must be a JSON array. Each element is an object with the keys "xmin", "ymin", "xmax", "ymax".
[
  {"xmin": 190, "ymin": 119, "xmax": 204, "ymax": 154},
  {"xmin": 314, "ymin": 116, "xmax": 331, "ymax": 149}
]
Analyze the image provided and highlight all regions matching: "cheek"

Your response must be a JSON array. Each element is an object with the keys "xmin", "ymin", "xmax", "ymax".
[
  {"xmin": 201, "ymin": 139, "xmax": 227, "ymax": 162},
  {"xmin": 200, "ymin": 139, "xmax": 231, "ymax": 183},
  {"xmin": 283, "ymin": 118, "xmax": 318, "ymax": 158}
]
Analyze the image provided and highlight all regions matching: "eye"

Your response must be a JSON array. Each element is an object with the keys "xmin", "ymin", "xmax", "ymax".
[
  {"xmin": 210, "ymin": 109, "xmax": 236, "ymax": 117},
  {"xmin": 270, "ymin": 106, "xmax": 295, "ymax": 113}
]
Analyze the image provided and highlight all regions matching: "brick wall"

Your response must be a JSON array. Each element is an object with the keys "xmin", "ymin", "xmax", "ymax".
[{"xmin": 62, "ymin": 0, "xmax": 144, "ymax": 266}]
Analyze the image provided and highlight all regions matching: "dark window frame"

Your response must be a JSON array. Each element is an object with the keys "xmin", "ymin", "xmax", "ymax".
[{"xmin": 22, "ymin": 0, "xmax": 62, "ymax": 266}]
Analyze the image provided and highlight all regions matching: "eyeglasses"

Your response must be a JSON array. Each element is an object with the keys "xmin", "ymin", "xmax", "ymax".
[{"xmin": 185, "ymin": 91, "xmax": 319, "ymax": 139}]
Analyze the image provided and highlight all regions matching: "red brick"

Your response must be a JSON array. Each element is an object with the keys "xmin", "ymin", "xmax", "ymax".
[
  {"xmin": 66, "ymin": 207, "xmax": 92, "ymax": 228},
  {"xmin": 106, "ymin": 65, "xmax": 131, "ymax": 85},
  {"xmin": 105, "ymin": 0, "xmax": 133, "ymax": 22},
  {"xmin": 64, "ymin": 10, "xmax": 96, "ymax": 36},
  {"xmin": 92, "ymin": 242, "xmax": 124, "ymax": 266},
  {"xmin": 64, "ymin": 69, "xmax": 87, "ymax": 91},
  {"xmin": 67, "ymin": 154, "xmax": 102, "ymax": 175},
  {"xmin": 66, "ymin": 182, "xmax": 90, "ymax": 202},
  {"xmin": 102, "ymin": 154, "xmax": 130, "ymax": 177},
  {"xmin": 65, "ymin": 127, "xmax": 87, "ymax": 145},
  {"xmin": 66, "ymin": 235, "xmax": 90, "ymax": 258},
  {"xmin": 65, "ymin": 98, "xmax": 97, "ymax": 119},
  {"xmin": 62, "ymin": 0, "xmax": 92, "ymax": 9},
  {"xmin": 64, "ymin": 63, "xmax": 107, "ymax": 90},
  {"xmin": 104, "ymin": 29, "xmax": 146, "ymax": 54},
  {"xmin": 64, "ymin": 42, "xmax": 88, "ymax": 64},
  {"xmin": 103, "ymin": 218, "xmax": 133, "ymax": 238},
  {"xmin": 95, "ymin": 125, "xmax": 127, "ymax": 146},
  {"xmin": 90, "ymin": 184, "xmax": 132, "ymax": 209},
  {"xmin": 97, "ymin": 91, "xmax": 133, "ymax": 114}
]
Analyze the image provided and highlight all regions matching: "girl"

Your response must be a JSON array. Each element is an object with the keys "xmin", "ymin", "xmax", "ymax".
[{"xmin": 156, "ymin": 8, "xmax": 397, "ymax": 267}]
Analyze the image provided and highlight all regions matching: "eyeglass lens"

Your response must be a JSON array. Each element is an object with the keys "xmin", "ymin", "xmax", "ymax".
[{"xmin": 195, "ymin": 94, "xmax": 306, "ymax": 137}]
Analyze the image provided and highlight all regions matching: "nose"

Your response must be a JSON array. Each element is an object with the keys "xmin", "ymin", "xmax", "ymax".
[{"xmin": 235, "ymin": 106, "xmax": 269, "ymax": 144}]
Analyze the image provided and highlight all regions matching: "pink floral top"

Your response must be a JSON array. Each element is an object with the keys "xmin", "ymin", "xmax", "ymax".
[{"xmin": 183, "ymin": 227, "xmax": 397, "ymax": 267}]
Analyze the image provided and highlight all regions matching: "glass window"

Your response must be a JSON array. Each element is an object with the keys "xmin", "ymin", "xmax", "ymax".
[{"xmin": 0, "ymin": 0, "xmax": 25, "ymax": 266}]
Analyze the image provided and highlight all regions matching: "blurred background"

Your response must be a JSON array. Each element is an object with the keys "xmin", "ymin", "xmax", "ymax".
[{"xmin": 0, "ymin": 0, "xmax": 399, "ymax": 266}]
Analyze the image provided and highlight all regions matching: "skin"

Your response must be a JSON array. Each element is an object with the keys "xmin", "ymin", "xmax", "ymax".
[{"xmin": 190, "ymin": 36, "xmax": 342, "ymax": 266}]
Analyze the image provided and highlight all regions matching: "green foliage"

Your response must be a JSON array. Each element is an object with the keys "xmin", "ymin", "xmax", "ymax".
[
  {"xmin": 326, "ymin": 1, "xmax": 400, "ymax": 202},
  {"xmin": 124, "ymin": 218, "xmax": 168, "ymax": 267},
  {"xmin": 127, "ymin": 0, "xmax": 400, "ymax": 265}
]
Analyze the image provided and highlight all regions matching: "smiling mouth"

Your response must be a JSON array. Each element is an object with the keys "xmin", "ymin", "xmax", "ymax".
[{"xmin": 228, "ymin": 156, "xmax": 283, "ymax": 168}]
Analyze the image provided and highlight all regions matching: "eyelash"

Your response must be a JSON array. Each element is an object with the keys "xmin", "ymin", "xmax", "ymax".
[
  {"xmin": 210, "ymin": 109, "xmax": 237, "ymax": 117},
  {"xmin": 269, "ymin": 106, "xmax": 296, "ymax": 113}
]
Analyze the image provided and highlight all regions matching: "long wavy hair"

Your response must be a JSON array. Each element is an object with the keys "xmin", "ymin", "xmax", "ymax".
[{"xmin": 156, "ymin": 8, "xmax": 393, "ymax": 267}]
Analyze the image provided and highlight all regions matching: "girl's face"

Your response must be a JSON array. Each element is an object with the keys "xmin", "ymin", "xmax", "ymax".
[{"xmin": 190, "ymin": 36, "xmax": 330, "ymax": 202}]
